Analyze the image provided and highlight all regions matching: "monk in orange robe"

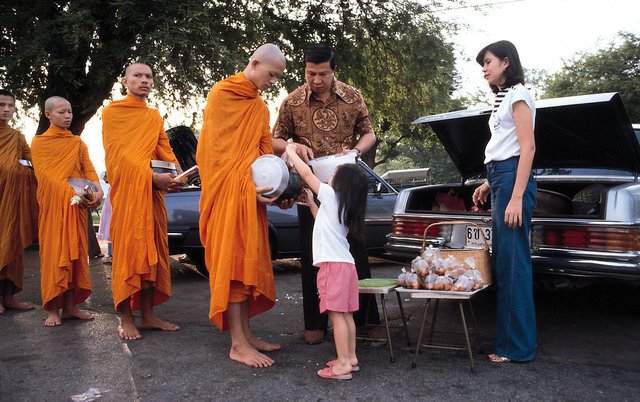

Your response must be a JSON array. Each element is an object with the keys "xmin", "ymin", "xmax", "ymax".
[
  {"xmin": 0, "ymin": 89, "xmax": 38, "ymax": 314},
  {"xmin": 102, "ymin": 63, "xmax": 182, "ymax": 340},
  {"xmin": 31, "ymin": 96, "xmax": 104, "ymax": 326},
  {"xmin": 197, "ymin": 44, "xmax": 286, "ymax": 367}
]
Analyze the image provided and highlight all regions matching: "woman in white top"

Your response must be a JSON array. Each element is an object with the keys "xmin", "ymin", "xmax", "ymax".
[
  {"xmin": 285, "ymin": 143, "xmax": 368, "ymax": 380},
  {"xmin": 472, "ymin": 40, "xmax": 537, "ymax": 363}
]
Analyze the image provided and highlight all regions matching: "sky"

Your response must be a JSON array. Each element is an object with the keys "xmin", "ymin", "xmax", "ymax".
[{"xmin": 15, "ymin": 0, "xmax": 640, "ymax": 173}]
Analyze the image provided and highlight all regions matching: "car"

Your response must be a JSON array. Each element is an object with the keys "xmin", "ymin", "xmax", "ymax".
[
  {"xmin": 385, "ymin": 92, "xmax": 640, "ymax": 284},
  {"xmin": 164, "ymin": 126, "xmax": 398, "ymax": 274}
]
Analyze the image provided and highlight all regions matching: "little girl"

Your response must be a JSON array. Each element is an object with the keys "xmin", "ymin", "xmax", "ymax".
[{"xmin": 285, "ymin": 144, "xmax": 368, "ymax": 381}]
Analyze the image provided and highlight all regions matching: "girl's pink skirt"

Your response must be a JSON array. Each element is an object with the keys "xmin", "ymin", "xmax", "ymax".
[{"xmin": 317, "ymin": 262, "xmax": 359, "ymax": 314}]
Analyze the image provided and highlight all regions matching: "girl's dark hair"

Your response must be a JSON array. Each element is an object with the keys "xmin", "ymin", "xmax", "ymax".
[
  {"xmin": 475, "ymin": 40, "xmax": 525, "ymax": 94},
  {"xmin": 332, "ymin": 163, "xmax": 368, "ymax": 239},
  {"xmin": 304, "ymin": 44, "xmax": 336, "ymax": 70}
]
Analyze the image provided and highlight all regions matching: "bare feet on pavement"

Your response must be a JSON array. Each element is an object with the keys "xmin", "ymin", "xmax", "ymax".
[
  {"xmin": 139, "ymin": 315, "xmax": 180, "ymax": 331},
  {"xmin": 2, "ymin": 298, "xmax": 35, "ymax": 312},
  {"xmin": 229, "ymin": 344, "xmax": 275, "ymax": 368},
  {"xmin": 61, "ymin": 306, "xmax": 94, "ymax": 321},
  {"xmin": 248, "ymin": 335, "xmax": 281, "ymax": 352},
  {"xmin": 44, "ymin": 309, "xmax": 62, "ymax": 327},
  {"xmin": 118, "ymin": 316, "xmax": 142, "ymax": 340}
]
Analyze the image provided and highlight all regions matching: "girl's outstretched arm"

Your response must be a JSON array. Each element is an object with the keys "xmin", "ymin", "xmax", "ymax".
[{"xmin": 285, "ymin": 144, "xmax": 321, "ymax": 194}]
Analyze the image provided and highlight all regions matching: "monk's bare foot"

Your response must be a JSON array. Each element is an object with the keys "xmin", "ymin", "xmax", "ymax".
[
  {"xmin": 3, "ymin": 299, "xmax": 36, "ymax": 311},
  {"xmin": 44, "ymin": 309, "xmax": 62, "ymax": 327},
  {"xmin": 118, "ymin": 316, "xmax": 142, "ymax": 340},
  {"xmin": 61, "ymin": 306, "xmax": 94, "ymax": 321},
  {"xmin": 248, "ymin": 335, "xmax": 281, "ymax": 352},
  {"xmin": 139, "ymin": 314, "xmax": 180, "ymax": 331},
  {"xmin": 229, "ymin": 344, "xmax": 275, "ymax": 368}
]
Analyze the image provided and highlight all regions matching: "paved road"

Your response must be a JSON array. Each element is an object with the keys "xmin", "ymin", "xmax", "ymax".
[{"xmin": 1, "ymin": 247, "xmax": 639, "ymax": 401}]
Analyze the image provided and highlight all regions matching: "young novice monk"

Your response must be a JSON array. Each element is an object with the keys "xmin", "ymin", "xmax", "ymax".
[
  {"xmin": 31, "ymin": 96, "xmax": 103, "ymax": 326},
  {"xmin": 0, "ymin": 89, "xmax": 38, "ymax": 314}
]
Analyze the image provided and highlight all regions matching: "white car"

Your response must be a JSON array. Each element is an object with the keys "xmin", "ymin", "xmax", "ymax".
[{"xmin": 386, "ymin": 93, "xmax": 640, "ymax": 282}]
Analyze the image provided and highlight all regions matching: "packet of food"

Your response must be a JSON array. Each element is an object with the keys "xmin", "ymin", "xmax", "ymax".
[
  {"xmin": 424, "ymin": 273, "xmax": 439, "ymax": 290},
  {"xmin": 452, "ymin": 275, "xmax": 473, "ymax": 292},
  {"xmin": 412, "ymin": 257, "xmax": 429, "ymax": 279},
  {"xmin": 397, "ymin": 267, "xmax": 408, "ymax": 287},
  {"xmin": 463, "ymin": 256, "xmax": 477, "ymax": 270},
  {"xmin": 434, "ymin": 275, "xmax": 453, "ymax": 291},
  {"xmin": 406, "ymin": 272, "xmax": 420, "ymax": 289},
  {"xmin": 466, "ymin": 269, "xmax": 485, "ymax": 290},
  {"xmin": 447, "ymin": 267, "xmax": 467, "ymax": 280}
]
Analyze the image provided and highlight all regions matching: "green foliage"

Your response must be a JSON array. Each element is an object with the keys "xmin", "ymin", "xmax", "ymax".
[
  {"xmin": 0, "ymin": 0, "xmax": 462, "ymax": 168},
  {"xmin": 544, "ymin": 32, "xmax": 640, "ymax": 122}
]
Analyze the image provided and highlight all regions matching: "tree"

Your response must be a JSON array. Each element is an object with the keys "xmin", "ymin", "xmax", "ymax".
[
  {"xmin": 544, "ymin": 32, "xmax": 640, "ymax": 122},
  {"xmin": 0, "ymin": 0, "xmax": 461, "ymax": 167}
]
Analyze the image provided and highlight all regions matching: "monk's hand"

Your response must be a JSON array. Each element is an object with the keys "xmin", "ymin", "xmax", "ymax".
[
  {"xmin": 152, "ymin": 172, "xmax": 176, "ymax": 191},
  {"xmin": 167, "ymin": 178, "xmax": 184, "ymax": 193},
  {"xmin": 256, "ymin": 185, "xmax": 276, "ymax": 205},
  {"xmin": 86, "ymin": 188, "xmax": 104, "ymax": 209}
]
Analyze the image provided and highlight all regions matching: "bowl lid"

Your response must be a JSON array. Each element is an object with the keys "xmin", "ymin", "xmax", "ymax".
[{"xmin": 251, "ymin": 155, "xmax": 289, "ymax": 197}]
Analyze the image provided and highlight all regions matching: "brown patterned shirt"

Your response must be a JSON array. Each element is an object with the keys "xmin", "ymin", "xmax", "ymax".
[{"xmin": 272, "ymin": 79, "xmax": 374, "ymax": 157}]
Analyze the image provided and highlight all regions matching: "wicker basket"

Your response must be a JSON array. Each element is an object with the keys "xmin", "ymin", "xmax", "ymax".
[{"xmin": 422, "ymin": 220, "xmax": 492, "ymax": 286}]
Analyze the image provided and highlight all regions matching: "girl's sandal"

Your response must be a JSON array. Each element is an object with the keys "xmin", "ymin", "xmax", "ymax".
[
  {"xmin": 317, "ymin": 367, "xmax": 352, "ymax": 380},
  {"xmin": 327, "ymin": 359, "xmax": 360, "ymax": 372},
  {"xmin": 488, "ymin": 353, "xmax": 511, "ymax": 363}
]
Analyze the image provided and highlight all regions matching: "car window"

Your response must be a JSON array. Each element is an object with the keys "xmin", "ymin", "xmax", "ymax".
[{"xmin": 365, "ymin": 170, "xmax": 389, "ymax": 194}]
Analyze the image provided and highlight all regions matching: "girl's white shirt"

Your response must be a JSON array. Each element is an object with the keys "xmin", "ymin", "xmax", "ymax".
[
  {"xmin": 484, "ymin": 83, "xmax": 536, "ymax": 164},
  {"xmin": 312, "ymin": 183, "xmax": 355, "ymax": 267}
]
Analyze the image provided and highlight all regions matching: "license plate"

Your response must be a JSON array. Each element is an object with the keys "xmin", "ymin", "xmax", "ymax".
[{"xmin": 466, "ymin": 225, "xmax": 492, "ymax": 248}]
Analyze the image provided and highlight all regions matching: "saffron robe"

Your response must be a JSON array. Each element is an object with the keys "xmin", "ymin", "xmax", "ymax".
[
  {"xmin": 31, "ymin": 126, "xmax": 97, "ymax": 309},
  {"xmin": 197, "ymin": 73, "xmax": 276, "ymax": 331},
  {"xmin": 0, "ymin": 126, "xmax": 38, "ymax": 292},
  {"xmin": 102, "ymin": 94, "xmax": 179, "ymax": 311}
]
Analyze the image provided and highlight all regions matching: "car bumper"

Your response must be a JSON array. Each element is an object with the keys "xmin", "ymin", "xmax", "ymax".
[{"xmin": 386, "ymin": 235, "xmax": 640, "ymax": 280}]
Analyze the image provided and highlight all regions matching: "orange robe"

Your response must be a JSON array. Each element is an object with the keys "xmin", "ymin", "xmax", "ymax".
[
  {"xmin": 197, "ymin": 73, "xmax": 275, "ymax": 331},
  {"xmin": 0, "ymin": 126, "xmax": 38, "ymax": 292},
  {"xmin": 102, "ymin": 94, "xmax": 179, "ymax": 311},
  {"xmin": 31, "ymin": 126, "xmax": 97, "ymax": 309}
]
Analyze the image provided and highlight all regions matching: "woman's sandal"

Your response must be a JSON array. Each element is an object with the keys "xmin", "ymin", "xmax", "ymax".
[
  {"xmin": 327, "ymin": 359, "xmax": 360, "ymax": 372},
  {"xmin": 317, "ymin": 367, "xmax": 352, "ymax": 380},
  {"xmin": 488, "ymin": 353, "xmax": 511, "ymax": 363}
]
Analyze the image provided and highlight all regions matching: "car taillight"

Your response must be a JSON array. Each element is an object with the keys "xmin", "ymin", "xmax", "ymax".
[
  {"xmin": 533, "ymin": 225, "xmax": 640, "ymax": 252},
  {"xmin": 391, "ymin": 217, "xmax": 441, "ymax": 238}
]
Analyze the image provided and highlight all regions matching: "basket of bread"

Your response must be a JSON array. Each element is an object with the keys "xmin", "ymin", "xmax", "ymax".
[{"xmin": 397, "ymin": 221, "xmax": 492, "ymax": 292}]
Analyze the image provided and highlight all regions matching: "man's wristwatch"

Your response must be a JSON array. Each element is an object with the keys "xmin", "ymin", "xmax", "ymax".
[{"xmin": 354, "ymin": 147, "xmax": 363, "ymax": 157}]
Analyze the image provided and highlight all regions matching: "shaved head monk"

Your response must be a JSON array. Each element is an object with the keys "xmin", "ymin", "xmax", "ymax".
[
  {"xmin": 31, "ymin": 96, "xmax": 104, "ymax": 326},
  {"xmin": 0, "ymin": 89, "xmax": 38, "ymax": 314},
  {"xmin": 102, "ymin": 62, "xmax": 183, "ymax": 340},
  {"xmin": 197, "ymin": 43, "xmax": 286, "ymax": 367}
]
